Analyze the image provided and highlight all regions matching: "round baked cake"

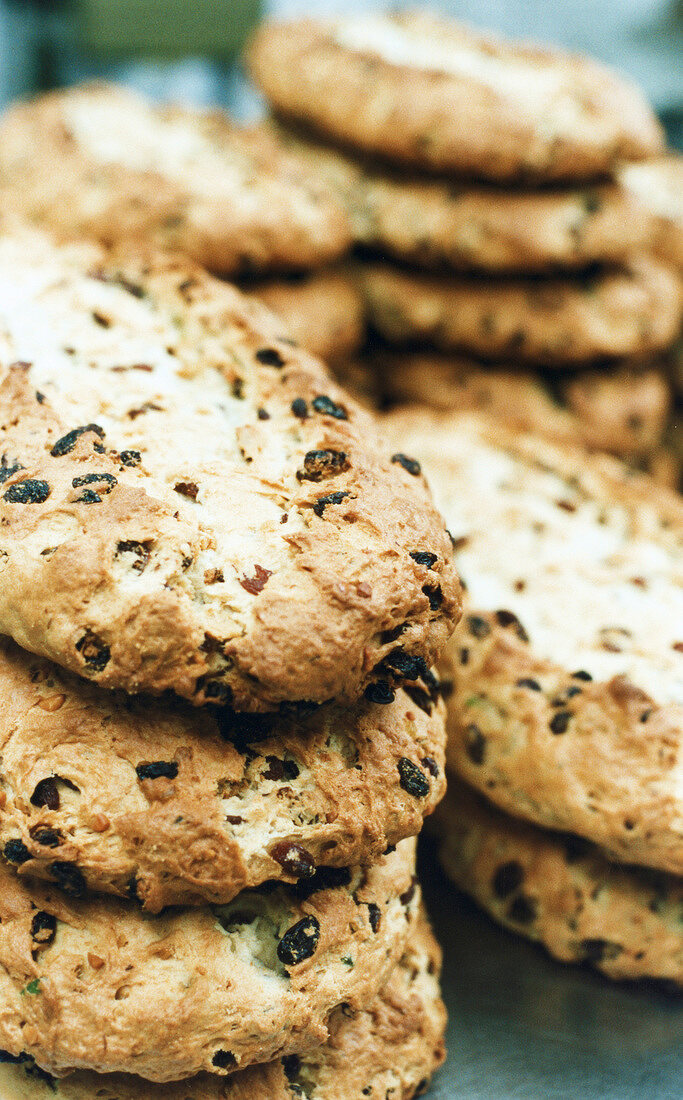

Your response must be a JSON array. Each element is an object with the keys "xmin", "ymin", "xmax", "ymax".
[
  {"xmin": 0, "ymin": 637, "xmax": 445, "ymax": 911},
  {"xmin": 269, "ymin": 122, "xmax": 662, "ymax": 274},
  {"xmin": 0, "ymin": 839, "xmax": 419, "ymax": 1081},
  {"xmin": 0, "ymin": 222, "xmax": 460, "ymax": 709},
  {"xmin": 0, "ymin": 909, "xmax": 446, "ymax": 1098},
  {"xmin": 357, "ymin": 259, "xmax": 681, "ymax": 365},
  {"xmin": 0, "ymin": 84, "xmax": 352, "ymax": 275},
  {"xmin": 436, "ymin": 783, "xmax": 682, "ymax": 985},
  {"xmin": 384, "ymin": 409, "xmax": 683, "ymax": 874},
  {"xmin": 248, "ymin": 13, "xmax": 663, "ymax": 181},
  {"xmin": 376, "ymin": 351, "xmax": 671, "ymax": 461}
]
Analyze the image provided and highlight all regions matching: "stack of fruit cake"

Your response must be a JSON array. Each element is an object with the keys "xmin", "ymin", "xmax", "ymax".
[
  {"xmin": 248, "ymin": 11, "xmax": 682, "ymax": 483},
  {"xmin": 0, "ymin": 87, "xmax": 463, "ymax": 1097},
  {"xmin": 0, "ymin": 83, "xmax": 367, "ymax": 374},
  {"xmin": 382, "ymin": 406, "xmax": 682, "ymax": 986}
]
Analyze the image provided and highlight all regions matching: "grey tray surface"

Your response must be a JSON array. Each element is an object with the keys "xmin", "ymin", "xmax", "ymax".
[{"xmin": 418, "ymin": 840, "xmax": 683, "ymax": 1100}]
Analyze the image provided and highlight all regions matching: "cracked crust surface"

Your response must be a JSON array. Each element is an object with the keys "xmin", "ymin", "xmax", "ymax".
[
  {"xmin": 0, "ymin": 84, "xmax": 352, "ymax": 275},
  {"xmin": 357, "ymin": 258, "xmax": 682, "ymax": 365},
  {"xmin": 0, "ymin": 636, "xmax": 445, "ymax": 912},
  {"xmin": 247, "ymin": 13, "xmax": 664, "ymax": 182},
  {"xmin": 0, "ymin": 838, "xmax": 419, "ymax": 1081},
  {"xmin": 383, "ymin": 409, "xmax": 683, "ymax": 873},
  {"xmin": 375, "ymin": 351, "xmax": 671, "ymax": 460},
  {"xmin": 0, "ymin": 222, "xmax": 460, "ymax": 709},
  {"xmin": 435, "ymin": 783, "xmax": 682, "ymax": 985},
  {"xmin": 0, "ymin": 910, "xmax": 445, "ymax": 1100},
  {"xmin": 269, "ymin": 122, "xmax": 661, "ymax": 273},
  {"xmin": 246, "ymin": 268, "xmax": 366, "ymax": 363}
]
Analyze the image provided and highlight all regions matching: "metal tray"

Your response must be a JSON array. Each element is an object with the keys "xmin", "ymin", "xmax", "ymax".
[{"xmin": 418, "ymin": 840, "xmax": 683, "ymax": 1099}]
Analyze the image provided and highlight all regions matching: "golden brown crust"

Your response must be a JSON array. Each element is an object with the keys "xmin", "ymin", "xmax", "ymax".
[
  {"xmin": 0, "ymin": 637, "xmax": 445, "ymax": 912},
  {"xmin": 441, "ymin": 611, "xmax": 682, "ymax": 875},
  {"xmin": 618, "ymin": 155, "xmax": 683, "ymax": 271},
  {"xmin": 645, "ymin": 446, "xmax": 681, "ymax": 490},
  {"xmin": 435, "ymin": 783, "xmax": 683, "ymax": 985},
  {"xmin": 0, "ymin": 223, "xmax": 460, "ymax": 709},
  {"xmin": 357, "ymin": 258, "xmax": 682, "ymax": 364},
  {"xmin": 644, "ymin": 421, "xmax": 682, "ymax": 490},
  {"xmin": 382, "ymin": 409, "xmax": 683, "ymax": 874},
  {"xmin": 248, "ymin": 13, "xmax": 664, "ymax": 182},
  {"xmin": 376, "ymin": 351, "xmax": 671, "ymax": 459},
  {"xmin": 0, "ymin": 910, "xmax": 445, "ymax": 1099},
  {"xmin": 560, "ymin": 362, "xmax": 672, "ymax": 458},
  {"xmin": 0, "ymin": 839, "xmax": 419, "ymax": 1081},
  {"xmin": 269, "ymin": 122, "xmax": 661, "ymax": 273},
  {"xmin": 246, "ymin": 268, "xmax": 366, "ymax": 363},
  {"xmin": 0, "ymin": 84, "xmax": 352, "ymax": 275}
]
